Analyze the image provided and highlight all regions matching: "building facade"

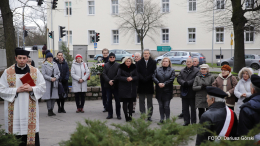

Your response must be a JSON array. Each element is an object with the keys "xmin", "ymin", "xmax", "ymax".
[{"xmin": 46, "ymin": 0, "xmax": 260, "ymax": 63}]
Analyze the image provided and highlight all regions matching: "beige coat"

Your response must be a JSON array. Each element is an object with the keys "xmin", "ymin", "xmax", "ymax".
[{"xmin": 212, "ymin": 73, "xmax": 238, "ymax": 107}]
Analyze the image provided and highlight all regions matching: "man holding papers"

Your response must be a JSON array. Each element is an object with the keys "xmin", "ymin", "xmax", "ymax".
[{"xmin": 0, "ymin": 47, "xmax": 46, "ymax": 146}]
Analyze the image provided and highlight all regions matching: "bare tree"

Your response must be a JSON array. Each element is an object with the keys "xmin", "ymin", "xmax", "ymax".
[
  {"xmin": 197, "ymin": 0, "xmax": 260, "ymax": 72},
  {"xmin": 113, "ymin": 0, "xmax": 169, "ymax": 53}
]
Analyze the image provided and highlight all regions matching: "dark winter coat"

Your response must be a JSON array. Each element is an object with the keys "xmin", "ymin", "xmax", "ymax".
[
  {"xmin": 102, "ymin": 61, "xmax": 120, "ymax": 89},
  {"xmin": 117, "ymin": 63, "xmax": 138, "ymax": 99},
  {"xmin": 54, "ymin": 58, "xmax": 70, "ymax": 93},
  {"xmin": 177, "ymin": 66, "xmax": 200, "ymax": 98},
  {"xmin": 99, "ymin": 57, "xmax": 109, "ymax": 82},
  {"xmin": 238, "ymin": 93, "xmax": 260, "ymax": 136},
  {"xmin": 193, "ymin": 73, "xmax": 215, "ymax": 108},
  {"xmin": 196, "ymin": 102, "xmax": 238, "ymax": 146},
  {"xmin": 136, "ymin": 57, "xmax": 157, "ymax": 94},
  {"xmin": 152, "ymin": 67, "xmax": 175, "ymax": 101}
]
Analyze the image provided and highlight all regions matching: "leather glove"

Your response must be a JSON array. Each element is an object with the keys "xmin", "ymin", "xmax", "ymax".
[
  {"xmin": 201, "ymin": 84, "xmax": 206, "ymax": 90},
  {"xmin": 183, "ymin": 81, "xmax": 188, "ymax": 87}
]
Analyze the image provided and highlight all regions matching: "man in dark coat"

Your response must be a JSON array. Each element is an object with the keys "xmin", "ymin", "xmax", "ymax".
[
  {"xmin": 102, "ymin": 52, "xmax": 121, "ymax": 119},
  {"xmin": 238, "ymin": 74, "xmax": 260, "ymax": 136},
  {"xmin": 177, "ymin": 57, "xmax": 199, "ymax": 126},
  {"xmin": 136, "ymin": 49, "xmax": 157, "ymax": 121},
  {"xmin": 196, "ymin": 87, "xmax": 238, "ymax": 146},
  {"xmin": 193, "ymin": 57, "xmax": 200, "ymax": 69},
  {"xmin": 99, "ymin": 48, "xmax": 109, "ymax": 112},
  {"xmin": 54, "ymin": 51, "xmax": 70, "ymax": 113}
]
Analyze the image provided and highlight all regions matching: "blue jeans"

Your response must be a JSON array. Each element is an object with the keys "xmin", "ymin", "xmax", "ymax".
[
  {"xmin": 106, "ymin": 88, "xmax": 121, "ymax": 117},
  {"xmin": 100, "ymin": 79, "xmax": 107, "ymax": 109}
]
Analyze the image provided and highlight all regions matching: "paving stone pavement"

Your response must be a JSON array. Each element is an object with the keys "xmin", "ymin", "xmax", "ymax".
[{"xmin": 0, "ymin": 98, "xmax": 197, "ymax": 146}]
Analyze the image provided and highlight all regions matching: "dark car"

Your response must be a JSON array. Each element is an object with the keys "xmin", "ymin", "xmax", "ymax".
[
  {"xmin": 217, "ymin": 54, "xmax": 260, "ymax": 70},
  {"xmin": 191, "ymin": 52, "xmax": 206, "ymax": 65},
  {"xmin": 94, "ymin": 49, "xmax": 134, "ymax": 62}
]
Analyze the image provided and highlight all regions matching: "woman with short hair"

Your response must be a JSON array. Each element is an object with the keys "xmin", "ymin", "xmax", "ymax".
[
  {"xmin": 71, "ymin": 54, "xmax": 90, "ymax": 113},
  {"xmin": 234, "ymin": 67, "xmax": 253, "ymax": 117},
  {"xmin": 117, "ymin": 57, "xmax": 138, "ymax": 122},
  {"xmin": 152, "ymin": 57, "xmax": 175, "ymax": 124},
  {"xmin": 193, "ymin": 64, "xmax": 215, "ymax": 119}
]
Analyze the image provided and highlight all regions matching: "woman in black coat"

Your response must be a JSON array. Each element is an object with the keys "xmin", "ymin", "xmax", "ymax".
[
  {"xmin": 117, "ymin": 57, "xmax": 138, "ymax": 122},
  {"xmin": 152, "ymin": 57, "xmax": 175, "ymax": 124}
]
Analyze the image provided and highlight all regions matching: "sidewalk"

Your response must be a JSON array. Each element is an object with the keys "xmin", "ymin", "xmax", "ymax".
[{"xmin": 0, "ymin": 98, "xmax": 196, "ymax": 146}]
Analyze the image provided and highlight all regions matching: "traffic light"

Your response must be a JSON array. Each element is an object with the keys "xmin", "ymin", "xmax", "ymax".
[
  {"xmin": 96, "ymin": 32, "xmax": 100, "ymax": 42},
  {"xmin": 24, "ymin": 30, "xmax": 28, "ymax": 37},
  {"xmin": 49, "ymin": 31, "xmax": 53, "ymax": 39},
  {"xmin": 52, "ymin": 0, "xmax": 58, "ymax": 9},
  {"xmin": 37, "ymin": 0, "xmax": 43, "ymax": 6},
  {"xmin": 91, "ymin": 36, "xmax": 95, "ymax": 43},
  {"xmin": 59, "ymin": 26, "xmax": 66, "ymax": 38}
]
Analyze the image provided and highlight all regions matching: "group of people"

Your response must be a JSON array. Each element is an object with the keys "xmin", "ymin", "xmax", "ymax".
[{"xmin": 0, "ymin": 47, "xmax": 260, "ymax": 146}]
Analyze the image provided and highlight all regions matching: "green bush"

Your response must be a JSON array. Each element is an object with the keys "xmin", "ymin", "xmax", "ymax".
[
  {"xmin": 0, "ymin": 125, "xmax": 21, "ymax": 146},
  {"xmin": 87, "ymin": 75, "xmax": 101, "ymax": 87},
  {"xmin": 59, "ymin": 115, "xmax": 203, "ymax": 146}
]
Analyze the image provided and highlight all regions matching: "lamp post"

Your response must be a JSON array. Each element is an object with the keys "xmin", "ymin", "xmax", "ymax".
[{"xmin": 211, "ymin": 4, "xmax": 215, "ymax": 66}]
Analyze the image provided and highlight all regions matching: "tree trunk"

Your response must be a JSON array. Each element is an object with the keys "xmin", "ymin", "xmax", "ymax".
[
  {"xmin": 231, "ymin": 0, "xmax": 246, "ymax": 73},
  {"xmin": 0, "ymin": 0, "xmax": 16, "ymax": 67},
  {"xmin": 140, "ymin": 39, "xmax": 144, "ymax": 57}
]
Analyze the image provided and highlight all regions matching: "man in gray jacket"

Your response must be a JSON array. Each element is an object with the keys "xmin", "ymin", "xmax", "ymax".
[
  {"xmin": 102, "ymin": 53, "xmax": 121, "ymax": 119},
  {"xmin": 177, "ymin": 58, "xmax": 199, "ymax": 126}
]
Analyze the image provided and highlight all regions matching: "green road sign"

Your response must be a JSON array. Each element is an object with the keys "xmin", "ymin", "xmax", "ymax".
[{"xmin": 157, "ymin": 46, "xmax": 171, "ymax": 52}]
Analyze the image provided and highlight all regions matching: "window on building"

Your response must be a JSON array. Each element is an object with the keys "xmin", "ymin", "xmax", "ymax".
[
  {"xmin": 245, "ymin": 0, "xmax": 255, "ymax": 9},
  {"xmin": 188, "ymin": 28, "xmax": 196, "ymax": 42},
  {"xmin": 245, "ymin": 26, "xmax": 254, "ymax": 42},
  {"xmin": 162, "ymin": 0, "xmax": 169, "ymax": 13},
  {"xmin": 112, "ymin": 0, "xmax": 118, "ymax": 14},
  {"xmin": 215, "ymin": 27, "xmax": 224, "ymax": 43},
  {"xmin": 66, "ymin": 31, "xmax": 72, "ymax": 45},
  {"xmin": 162, "ymin": 29, "xmax": 169, "ymax": 43},
  {"xmin": 65, "ymin": 1, "xmax": 72, "ymax": 15},
  {"xmin": 189, "ymin": 0, "xmax": 196, "ymax": 11},
  {"xmin": 136, "ymin": 29, "xmax": 142, "ymax": 44},
  {"xmin": 88, "ymin": 1, "xmax": 95, "ymax": 15},
  {"xmin": 216, "ymin": 0, "xmax": 225, "ymax": 9},
  {"xmin": 136, "ymin": 0, "xmax": 143, "ymax": 13},
  {"xmin": 89, "ymin": 30, "xmax": 95, "ymax": 43},
  {"xmin": 112, "ymin": 30, "xmax": 119, "ymax": 44}
]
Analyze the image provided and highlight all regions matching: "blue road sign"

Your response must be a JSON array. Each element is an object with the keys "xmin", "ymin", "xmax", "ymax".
[{"xmin": 94, "ymin": 43, "xmax": 97, "ymax": 48}]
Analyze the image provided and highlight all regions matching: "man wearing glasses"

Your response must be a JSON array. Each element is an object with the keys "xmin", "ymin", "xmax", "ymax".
[
  {"xmin": 102, "ymin": 53, "xmax": 121, "ymax": 119},
  {"xmin": 99, "ymin": 48, "xmax": 109, "ymax": 112}
]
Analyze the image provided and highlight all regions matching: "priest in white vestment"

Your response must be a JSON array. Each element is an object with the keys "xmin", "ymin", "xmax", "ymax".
[{"xmin": 0, "ymin": 48, "xmax": 46, "ymax": 146}]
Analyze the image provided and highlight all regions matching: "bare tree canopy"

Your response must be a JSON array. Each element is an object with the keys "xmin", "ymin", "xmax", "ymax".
[
  {"xmin": 113, "ymin": 0, "xmax": 169, "ymax": 53},
  {"xmin": 198, "ymin": 0, "xmax": 260, "ymax": 72}
]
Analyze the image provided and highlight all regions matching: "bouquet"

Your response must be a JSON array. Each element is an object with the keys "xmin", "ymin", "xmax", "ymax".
[{"xmin": 90, "ymin": 63, "xmax": 105, "ymax": 75}]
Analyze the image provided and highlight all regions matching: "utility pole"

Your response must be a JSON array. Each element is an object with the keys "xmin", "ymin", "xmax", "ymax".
[
  {"xmin": 51, "ymin": 0, "xmax": 54, "ymax": 55},
  {"xmin": 211, "ymin": 5, "xmax": 215, "ymax": 66}
]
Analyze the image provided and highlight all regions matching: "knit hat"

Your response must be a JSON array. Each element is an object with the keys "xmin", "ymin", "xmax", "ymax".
[
  {"xmin": 109, "ymin": 52, "xmax": 116, "ymax": 58},
  {"xmin": 75, "ymin": 54, "xmax": 82, "ymax": 59},
  {"xmin": 45, "ymin": 52, "xmax": 53, "ymax": 58},
  {"xmin": 221, "ymin": 65, "xmax": 231, "ymax": 72}
]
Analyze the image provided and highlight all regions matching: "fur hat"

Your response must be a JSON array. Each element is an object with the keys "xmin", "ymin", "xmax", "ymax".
[
  {"xmin": 238, "ymin": 67, "xmax": 254, "ymax": 79},
  {"xmin": 221, "ymin": 65, "xmax": 231, "ymax": 73}
]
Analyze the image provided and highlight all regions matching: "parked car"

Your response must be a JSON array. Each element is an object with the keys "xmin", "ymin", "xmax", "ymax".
[
  {"xmin": 217, "ymin": 54, "xmax": 260, "ymax": 70},
  {"xmin": 155, "ymin": 51, "xmax": 191, "ymax": 65},
  {"xmin": 94, "ymin": 49, "xmax": 134, "ymax": 62},
  {"xmin": 191, "ymin": 52, "xmax": 206, "ymax": 65}
]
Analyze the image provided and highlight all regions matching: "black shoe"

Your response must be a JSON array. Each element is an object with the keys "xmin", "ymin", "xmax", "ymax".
[
  {"xmin": 157, "ymin": 120, "xmax": 164, "ymax": 125},
  {"xmin": 106, "ymin": 115, "xmax": 113, "ymax": 119},
  {"xmin": 58, "ymin": 108, "xmax": 61, "ymax": 113},
  {"xmin": 182, "ymin": 123, "xmax": 190, "ymax": 126},
  {"xmin": 178, "ymin": 113, "xmax": 184, "ymax": 119},
  {"xmin": 117, "ymin": 116, "xmax": 122, "ymax": 120},
  {"xmin": 48, "ymin": 110, "xmax": 52, "ymax": 116},
  {"xmin": 61, "ymin": 108, "xmax": 66, "ymax": 113},
  {"xmin": 103, "ymin": 108, "xmax": 108, "ymax": 112},
  {"xmin": 147, "ymin": 117, "xmax": 152, "ymax": 121},
  {"xmin": 51, "ymin": 110, "xmax": 56, "ymax": 116}
]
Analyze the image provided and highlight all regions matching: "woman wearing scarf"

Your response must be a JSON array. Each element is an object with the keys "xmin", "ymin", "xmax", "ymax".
[
  {"xmin": 212, "ymin": 65, "xmax": 238, "ymax": 110},
  {"xmin": 41, "ymin": 51, "xmax": 60, "ymax": 116},
  {"xmin": 193, "ymin": 64, "xmax": 215, "ymax": 119}
]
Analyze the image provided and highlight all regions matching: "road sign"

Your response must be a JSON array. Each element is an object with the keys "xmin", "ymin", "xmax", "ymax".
[
  {"xmin": 157, "ymin": 46, "xmax": 171, "ymax": 52},
  {"xmin": 94, "ymin": 43, "xmax": 97, "ymax": 48}
]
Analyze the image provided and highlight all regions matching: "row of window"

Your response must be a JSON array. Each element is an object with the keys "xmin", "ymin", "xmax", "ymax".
[
  {"xmin": 64, "ymin": 0, "xmax": 256, "ymax": 16},
  {"xmin": 63, "ymin": 27, "xmax": 254, "ymax": 45}
]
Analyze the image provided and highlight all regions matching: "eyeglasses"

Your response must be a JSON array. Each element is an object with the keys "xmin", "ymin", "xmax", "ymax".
[{"xmin": 109, "ymin": 57, "xmax": 115, "ymax": 58}]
